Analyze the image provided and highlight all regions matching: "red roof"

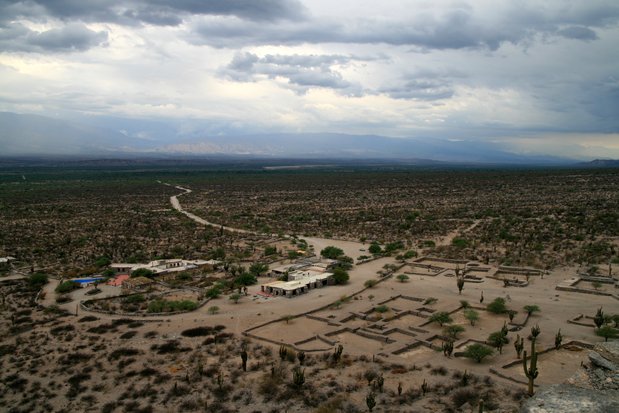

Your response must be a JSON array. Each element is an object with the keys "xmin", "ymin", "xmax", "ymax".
[{"xmin": 107, "ymin": 274, "xmax": 129, "ymax": 286}]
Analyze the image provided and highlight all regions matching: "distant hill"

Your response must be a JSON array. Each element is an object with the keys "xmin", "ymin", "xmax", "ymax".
[
  {"xmin": 0, "ymin": 111, "xmax": 574, "ymax": 165},
  {"xmin": 0, "ymin": 112, "xmax": 141, "ymax": 156},
  {"xmin": 579, "ymin": 159, "xmax": 619, "ymax": 167}
]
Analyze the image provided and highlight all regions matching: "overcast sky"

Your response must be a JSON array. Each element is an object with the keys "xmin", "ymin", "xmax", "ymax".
[{"xmin": 0, "ymin": 0, "xmax": 618, "ymax": 158}]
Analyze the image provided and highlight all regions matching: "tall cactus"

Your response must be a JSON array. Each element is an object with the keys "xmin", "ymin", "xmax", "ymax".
[
  {"xmin": 514, "ymin": 334, "xmax": 524, "ymax": 359},
  {"xmin": 297, "ymin": 350, "xmax": 306, "ymax": 365},
  {"xmin": 554, "ymin": 329, "xmax": 563, "ymax": 350},
  {"xmin": 366, "ymin": 392, "xmax": 376, "ymax": 412},
  {"xmin": 332, "ymin": 344, "xmax": 343, "ymax": 364},
  {"xmin": 292, "ymin": 366, "xmax": 305, "ymax": 388},
  {"xmin": 442, "ymin": 340, "xmax": 454, "ymax": 358},
  {"xmin": 523, "ymin": 335, "xmax": 539, "ymax": 396},
  {"xmin": 279, "ymin": 345, "xmax": 288, "ymax": 361},
  {"xmin": 240, "ymin": 348, "xmax": 248, "ymax": 372}
]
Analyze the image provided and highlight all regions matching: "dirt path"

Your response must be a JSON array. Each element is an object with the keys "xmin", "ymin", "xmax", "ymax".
[
  {"xmin": 167, "ymin": 183, "xmax": 256, "ymax": 235},
  {"xmin": 436, "ymin": 218, "xmax": 482, "ymax": 247},
  {"xmin": 48, "ymin": 183, "xmax": 382, "ymax": 330}
]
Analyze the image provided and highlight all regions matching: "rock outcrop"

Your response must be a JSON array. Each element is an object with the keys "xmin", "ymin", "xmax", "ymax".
[{"xmin": 521, "ymin": 341, "xmax": 619, "ymax": 412}]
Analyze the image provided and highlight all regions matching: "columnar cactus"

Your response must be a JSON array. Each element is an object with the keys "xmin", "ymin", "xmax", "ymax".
[
  {"xmin": 332, "ymin": 344, "xmax": 343, "ymax": 364},
  {"xmin": 292, "ymin": 366, "xmax": 305, "ymax": 388},
  {"xmin": 240, "ymin": 348, "xmax": 248, "ymax": 372},
  {"xmin": 514, "ymin": 334, "xmax": 524, "ymax": 359},
  {"xmin": 421, "ymin": 378, "xmax": 428, "ymax": 395},
  {"xmin": 523, "ymin": 335, "xmax": 539, "ymax": 396},
  {"xmin": 442, "ymin": 340, "xmax": 454, "ymax": 358},
  {"xmin": 366, "ymin": 392, "xmax": 376, "ymax": 412},
  {"xmin": 554, "ymin": 329, "xmax": 563, "ymax": 350},
  {"xmin": 297, "ymin": 350, "xmax": 306, "ymax": 365},
  {"xmin": 279, "ymin": 345, "xmax": 288, "ymax": 361}
]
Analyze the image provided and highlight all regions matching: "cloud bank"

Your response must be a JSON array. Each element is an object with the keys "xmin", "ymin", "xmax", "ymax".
[{"xmin": 0, "ymin": 0, "xmax": 618, "ymax": 159}]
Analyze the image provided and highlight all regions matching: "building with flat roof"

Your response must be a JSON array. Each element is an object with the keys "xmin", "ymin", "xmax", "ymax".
[
  {"xmin": 110, "ymin": 259, "xmax": 219, "ymax": 275},
  {"xmin": 261, "ymin": 272, "xmax": 333, "ymax": 297}
]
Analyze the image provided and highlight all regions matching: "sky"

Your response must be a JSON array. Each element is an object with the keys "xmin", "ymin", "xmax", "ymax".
[{"xmin": 0, "ymin": 0, "xmax": 618, "ymax": 159}]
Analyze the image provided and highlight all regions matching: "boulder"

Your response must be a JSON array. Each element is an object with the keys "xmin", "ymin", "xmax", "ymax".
[
  {"xmin": 520, "ymin": 384, "xmax": 619, "ymax": 413},
  {"xmin": 593, "ymin": 342, "xmax": 619, "ymax": 366},
  {"xmin": 589, "ymin": 351, "xmax": 618, "ymax": 371}
]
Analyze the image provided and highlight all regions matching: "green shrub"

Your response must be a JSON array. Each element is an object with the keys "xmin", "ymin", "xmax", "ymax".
[
  {"xmin": 487, "ymin": 297, "xmax": 508, "ymax": 314},
  {"xmin": 147, "ymin": 299, "xmax": 197, "ymax": 313},
  {"xmin": 55, "ymin": 281, "xmax": 80, "ymax": 294},
  {"xmin": 28, "ymin": 273, "xmax": 48, "ymax": 289},
  {"xmin": 131, "ymin": 268, "xmax": 154, "ymax": 278}
]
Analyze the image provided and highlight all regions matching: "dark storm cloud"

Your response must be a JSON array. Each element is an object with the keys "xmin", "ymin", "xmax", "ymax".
[
  {"xmin": 0, "ymin": 0, "xmax": 305, "ymax": 25},
  {"xmin": 0, "ymin": 22, "xmax": 107, "ymax": 52},
  {"xmin": 556, "ymin": 26, "xmax": 598, "ymax": 41},
  {"xmin": 190, "ymin": 14, "xmax": 514, "ymax": 50},
  {"xmin": 221, "ymin": 52, "xmax": 363, "ymax": 95},
  {"xmin": 190, "ymin": 3, "xmax": 619, "ymax": 50}
]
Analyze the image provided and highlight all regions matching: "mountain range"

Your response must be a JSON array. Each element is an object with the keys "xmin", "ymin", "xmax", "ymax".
[{"xmin": 0, "ymin": 112, "xmax": 607, "ymax": 165}]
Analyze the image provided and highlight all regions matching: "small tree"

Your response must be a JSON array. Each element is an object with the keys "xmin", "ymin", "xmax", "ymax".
[
  {"xmin": 523, "ymin": 305, "xmax": 540, "ymax": 317},
  {"xmin": 369, "ymin": 243, "xmax": 382, "ymax": 255},
  {"xmin": 464, "ymin": 309, "xmax": 479, "ymax": 326},
  {"xmin": 596, "ymin": 325, "xmax": 619, "ymax": 342},
  {"xmin": 207, "ymin": 306, "xmax": 219, "ymax": 315},
  {"xmin": 249, "ymin": 262, "xmax": 269, "ymax": 277},
  {"xmin": 430, "ymin": 311, "xmax": 452, "ymax": 327},
  {"xmin": 235, "ymin": 272, "xmax": 257, "ymax": 286},
  {"xmin": 463, "ymin": 343, "xmax": 494, "ymax": 363},
  {"xmin": 332, "ymin": 268, "xmax": 350, "ymax": 285},
  {"xmin": 229, "ymin": 293, "xmax": 241, "ymax": 304},
  {"xmin": 507, "ymin": 310, "xmax": 517, "ymax": 322},
  {"xmin": 488, "ymin": 331, "xmax": 509, "ymax": 354},
  {"xmin": 445, "ymin": 324, "xmax": 465, "ymax": 340},
  {"xmin": 396, "ymin": 274, "xmax": 410, "ymax": 283},
  {"xmin": 321, "ymin": 246, "xmax": 344, "ymax": 259}
]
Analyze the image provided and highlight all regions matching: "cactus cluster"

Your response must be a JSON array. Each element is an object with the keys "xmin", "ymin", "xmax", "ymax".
[{"xmin": 523, "ymin": 325, "xmax": 540, "ymax": 396}]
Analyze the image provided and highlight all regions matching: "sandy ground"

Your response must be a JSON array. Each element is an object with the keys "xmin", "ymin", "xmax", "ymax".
[{"xmin": 37, "ymin": 184, "xmax": 619, "ymax": 392}]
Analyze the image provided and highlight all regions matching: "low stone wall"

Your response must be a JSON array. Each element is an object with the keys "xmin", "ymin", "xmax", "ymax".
[
  {"xmin": 392, "ymin": 339, "xmax": 437, "ymax": 355},
  {"xmin": 305, "ymin": 314, "xmax": 341, "ymax": 327},
  {"xmin": 355, "ymin": 328, "xmax": 395, "ymax": 344},
  {"xmin": 383, "ymin": 327, "xmax": 417, "ymax": 338},
  {"xmin": 556, "ymin": 285, "xmax": 619, "ymax": 300},
  {"xmin": 567, "ymin": 314, "xmax": 595, "ymax": 327},
  {"xmin": 423, "ymin": 257, "xmax": 469, "ymax": 265}
]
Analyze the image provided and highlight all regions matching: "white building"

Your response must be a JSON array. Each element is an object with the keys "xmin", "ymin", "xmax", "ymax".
[{"xmin": 110, "ymin": 259, "xmax": 220, "ymax": 275}]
